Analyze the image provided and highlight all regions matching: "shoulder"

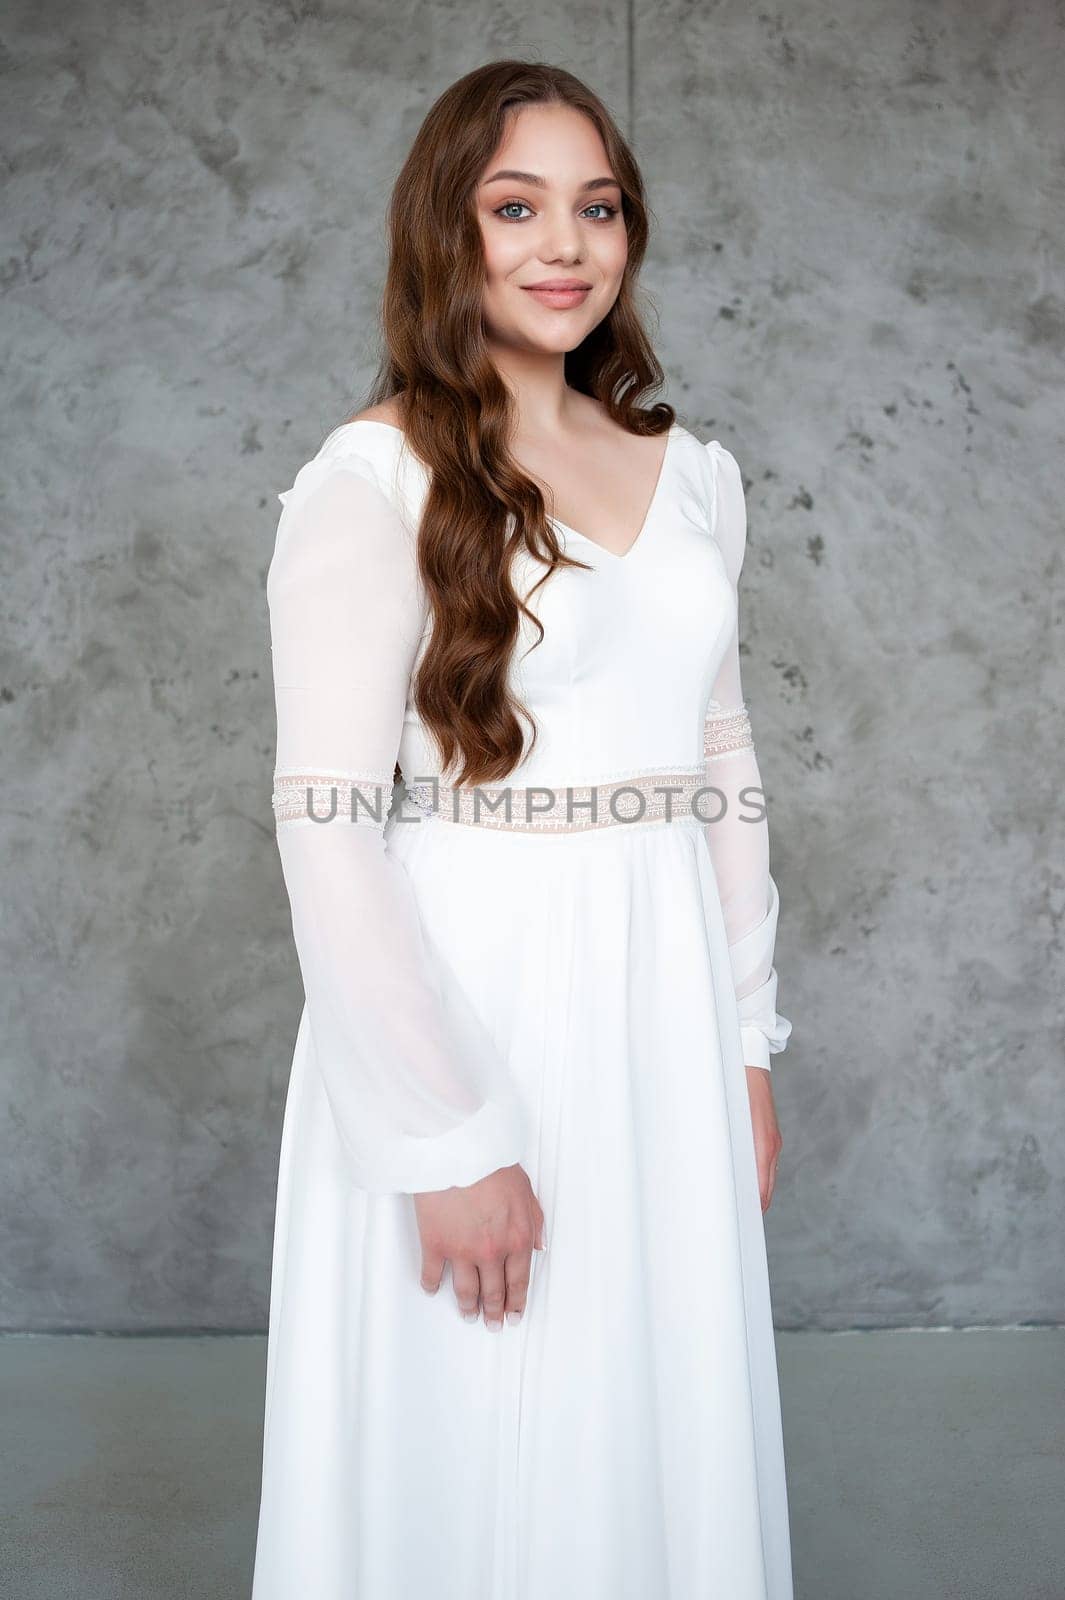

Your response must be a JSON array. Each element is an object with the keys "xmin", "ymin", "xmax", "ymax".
[
  {"xmin": 276, "ymin": 404, "xmax": 422, "ymax": 527},
  {"xmin": 319, "ymin": 396, "xmax": 408, "ymax": 474},
  {"xmin": 267, "ymin": 432, "xmax": 423, "ymax": 616},
  {"xmin": 661, "ymin": 426, "xmax": 746, "ymax": 586},
  {"xmin": 670, "ymin": 422, "xmax": 744, "ymax": 509},
  {"xmin": 699, "ymin": 436, "xmax": 748, "ymax": 587},
  {"xmin": 347, "ymin": 397, "xmax": 405, "ymax": 429},
  {"xmin": 268, "ymin": 408, "xmax": 425, "ymax": 596},
  {"xmin": 670, "ymin": 426, "xmax": 748, "ymax": 569}
]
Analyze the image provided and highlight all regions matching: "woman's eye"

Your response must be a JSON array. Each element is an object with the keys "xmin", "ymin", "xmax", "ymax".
[{"xmin": 493, "ymin": 201, "xmax": 619, "ymax": 223}]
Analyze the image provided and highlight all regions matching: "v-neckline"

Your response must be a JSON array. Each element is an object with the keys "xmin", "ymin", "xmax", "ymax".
[
  {"xmin": 338, "ymin": 417, "xmax": 680, "ymax": 565},
  {"xmin": 547, "ymin": 424, "xmax": 679, "ymax": 564}
]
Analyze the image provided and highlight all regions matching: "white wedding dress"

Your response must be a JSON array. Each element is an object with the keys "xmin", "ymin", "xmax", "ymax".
[{"xmin": 251, "ymin": 416, "xmax": 794, "ymax": 1599}]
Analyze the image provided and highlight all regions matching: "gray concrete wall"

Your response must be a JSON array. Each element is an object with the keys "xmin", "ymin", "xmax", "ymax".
[{"xmin": 1, "ymin": 0, "xmax": 1061, "ymax": 1331}]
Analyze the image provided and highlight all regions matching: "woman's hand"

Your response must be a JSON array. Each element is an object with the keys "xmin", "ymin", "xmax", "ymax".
[
  {"xmin": 415, "ymin": 1164, "xmax": 546, "ymax": 1330},
  {"xmin": 746, "ymin": 1065, "xmax": 783, "ymax": 1213}
]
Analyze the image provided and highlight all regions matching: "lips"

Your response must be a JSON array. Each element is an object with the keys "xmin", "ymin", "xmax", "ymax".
[{"xmin": 522, "ymin": 283, "xmax": 592, "ymax": 308}]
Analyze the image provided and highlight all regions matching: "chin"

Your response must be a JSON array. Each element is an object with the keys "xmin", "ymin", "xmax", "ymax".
[{"xmin": 518, "ymin": 318, "xmax": 598, "ymax": 354}]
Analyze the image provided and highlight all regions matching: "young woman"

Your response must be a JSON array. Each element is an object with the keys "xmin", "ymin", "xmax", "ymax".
[{"xmin": 253, "ymin": 58, "xmax": 794, "ymax": 1600}]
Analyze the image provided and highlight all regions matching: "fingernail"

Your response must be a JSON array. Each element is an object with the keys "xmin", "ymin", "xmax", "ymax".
[
  {"xmin": 461, "ymin": 1309, "xmax": 479, "ymax": 1322},
  {"xmin": 485, "ymin": 1318, "xmax": 502, "ymax": 1332},
  {"xmin": 422, "ymin": 1283, "xmax": 438, "ymax": 1295},
  {"xmin": 506, "ymin": 1311, "xmax": 522, "ymax": 1325}
]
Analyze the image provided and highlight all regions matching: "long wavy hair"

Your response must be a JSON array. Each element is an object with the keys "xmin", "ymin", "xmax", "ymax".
[{"xmin": 349, "ymin": 59, "xmax": 675, "ymax": 787}]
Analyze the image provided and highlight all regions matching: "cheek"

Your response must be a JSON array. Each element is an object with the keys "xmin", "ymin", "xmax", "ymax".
[
  {"xmin": 480, "ymin": 222, "xmax": 523, "ymax": 284},
  {"xmin": 590, "ymin": 226, "xmax": 628, "ymax": 282}
]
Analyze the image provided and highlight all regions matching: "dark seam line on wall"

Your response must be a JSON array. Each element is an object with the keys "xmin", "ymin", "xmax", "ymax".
[{"xmin": 626, "ymin": 0, "xmax": 636, "ymax": 143}]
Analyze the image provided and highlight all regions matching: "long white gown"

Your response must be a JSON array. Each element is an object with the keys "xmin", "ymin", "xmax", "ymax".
[{"xmin": 251, "ymin": 416, "xmax": 794, "ymax": 1599}]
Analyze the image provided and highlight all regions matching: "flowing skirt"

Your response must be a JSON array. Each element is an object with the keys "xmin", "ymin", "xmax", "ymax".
[{"xmin": 252, "ymin": 813, "xmax": 793, "ymax": 1600}]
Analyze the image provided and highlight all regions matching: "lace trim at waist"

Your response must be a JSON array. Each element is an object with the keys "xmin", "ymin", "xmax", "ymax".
[
  {"xmin": 272, "ymin": 703, "xmax": 757, "ymax": 834},
  {"xmin": 402, "ymin": 766, "xmax": 718, "ymax": 834}
]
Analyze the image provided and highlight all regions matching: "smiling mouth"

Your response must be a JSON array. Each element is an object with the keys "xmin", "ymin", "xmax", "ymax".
[{"xmin": 522, "ymin": 283, "xmax": 592, "ymax": 306}]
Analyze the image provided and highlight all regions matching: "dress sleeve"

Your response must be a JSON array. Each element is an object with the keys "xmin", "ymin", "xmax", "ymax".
[
  {"xmin": 702, "ymin": 440, "xmax": 793, "ymax": 1072},
  {"xmin": 267, "ymin": 449, "xmax": 527, "ymax": 1193}
]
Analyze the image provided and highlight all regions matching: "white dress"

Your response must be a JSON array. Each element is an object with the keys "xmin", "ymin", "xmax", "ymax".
[{"xmin": 252, "ymin": 417, "xmax": 794, "ymax": 1600}]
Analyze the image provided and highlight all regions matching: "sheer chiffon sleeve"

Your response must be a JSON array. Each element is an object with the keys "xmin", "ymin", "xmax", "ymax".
[
  {"xmin": 702, "ymin": 441, "xmax": 793, "ymax": 1072},
  {"xmin": 267, "ymin": 446, "xmax": 527, "ymax": 1194}
]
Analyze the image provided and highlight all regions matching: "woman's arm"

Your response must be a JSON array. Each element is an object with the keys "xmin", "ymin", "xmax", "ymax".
[
  {"xmin": 702, "ymin": 441, "xmax": 790, "ymax": 1211},
  {"xmin": 701, "ymin": 441, "xmax": 793, "ymax": 1074},
  {"xmin": 267, "ymin": 452, "xmax": 527, "ymax": 1195}
]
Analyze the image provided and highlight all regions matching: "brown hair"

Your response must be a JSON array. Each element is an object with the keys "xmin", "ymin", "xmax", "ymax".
[{"xmin": 351, "ymin": 59, "xmax": 674, "ymax": 787}]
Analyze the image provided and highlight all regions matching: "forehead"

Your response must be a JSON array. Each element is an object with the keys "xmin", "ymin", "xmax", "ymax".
[{"xmin": 481, "ymin": 103, "xmax": 615, "ymax": 187}]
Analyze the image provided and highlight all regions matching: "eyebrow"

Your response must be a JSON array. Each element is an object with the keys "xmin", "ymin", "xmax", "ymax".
[{"xmin": 480, "ymin": 169, "xmax": 621, "ymax": 192}]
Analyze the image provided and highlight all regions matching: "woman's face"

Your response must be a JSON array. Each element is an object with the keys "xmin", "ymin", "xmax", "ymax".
[{"xmin": 475, "ymin": 104, "xmax": 628, "ymax": 356}]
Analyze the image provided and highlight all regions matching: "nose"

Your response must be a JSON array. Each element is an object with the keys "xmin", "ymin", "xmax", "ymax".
[{"xmin": 540, "ymin": 207, "xmax": 584, "ymax": 264}]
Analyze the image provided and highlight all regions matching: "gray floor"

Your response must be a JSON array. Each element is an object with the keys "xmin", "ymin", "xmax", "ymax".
[{"xmin": 0, "ymin": 1329, "xmax": 1061, "ymax": 1599}]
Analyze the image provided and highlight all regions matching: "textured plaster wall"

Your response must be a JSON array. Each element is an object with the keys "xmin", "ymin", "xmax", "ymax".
[{"xmin": 1, "ymin": 0, "xmax": 1061, "ymax": 1330}]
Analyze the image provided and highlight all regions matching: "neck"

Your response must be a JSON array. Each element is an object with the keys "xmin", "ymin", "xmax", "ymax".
[{"xmin": 485, "ymin": 343, "xmax": 581, "ymax": 441}]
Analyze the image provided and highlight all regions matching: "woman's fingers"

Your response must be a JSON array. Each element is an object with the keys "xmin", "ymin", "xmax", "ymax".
[
  {"xmin": 478, "ymin": 1254, "xmax": 508, "ymax": 1330},
  {"xmin": 504, "ymin": 1249, "xmax": 532, "ymax": 1324},
  {"xmin": 451, "ymin": 1258, "xmax": 481, "ymax": 1323},
  {"xmin": 765, "ymin": 1148, "xmax": 779, "ymax": 1211},
  {"xmin": 759, "ymin": 1142, "xmax": 779, "ymax": 1211},
  {"xmin": 419, "ymin": 1242, "xmax": 445, "ymax": 1296},
  {"xmin": 744, "ymin": 1065, "xmax": 782, "ymax": 1214}
]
